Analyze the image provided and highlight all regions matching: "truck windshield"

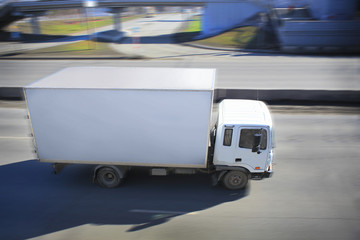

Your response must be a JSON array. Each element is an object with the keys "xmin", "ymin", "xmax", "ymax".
[{"xmin": 239, "ymin": 129, "xmax": 267, "ymax": 150}]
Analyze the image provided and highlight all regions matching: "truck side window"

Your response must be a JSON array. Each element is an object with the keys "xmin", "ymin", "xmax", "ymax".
[
  {"xmin": 239, "ymin": 129, "xmax": 267, "ymax": 150},
  {"xmin": 223, "ymin": 129, "xmax": 233, "ymax": 146}
]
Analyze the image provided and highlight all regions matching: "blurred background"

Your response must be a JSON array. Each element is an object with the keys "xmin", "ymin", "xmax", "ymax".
[{"xmin": 0, "ymin": 0, "xmax": 359, "ymax": 57}]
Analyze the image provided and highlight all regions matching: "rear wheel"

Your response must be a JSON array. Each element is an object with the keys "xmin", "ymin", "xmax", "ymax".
[
  {"xmin": 96, "ymin": 167, "xmax": 122, "ymax": 188},
  {"xmin": 223, "ymin": 170, "xmax": 248, "ymax": 190}
]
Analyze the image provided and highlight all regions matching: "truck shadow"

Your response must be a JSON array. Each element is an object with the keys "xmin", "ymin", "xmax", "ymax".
[{"xmin": 0, "ymin": 160, "xmax": 248, "ymax": 239}]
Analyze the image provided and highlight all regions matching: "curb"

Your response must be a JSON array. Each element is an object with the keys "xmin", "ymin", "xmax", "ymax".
[
  {"xmin": 180, "ymin": 42, "xmax": 278, "ymax": 54},
  {"xmin": 1, "ymin": 87, "xmax": 359, "ymax": 105},
  {"xmin": 180, "ymin": 43, "xmax": 360, "ymax": 56}
]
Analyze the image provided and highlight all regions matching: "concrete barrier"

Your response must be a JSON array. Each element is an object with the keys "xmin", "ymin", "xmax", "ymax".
[
  {"xmin": 0, "ymin": 87, "xmax": 24, "ymax": 100},
  {"xmin": 214, "ymin": 89, "xmax": 360, "ymax": 104}
]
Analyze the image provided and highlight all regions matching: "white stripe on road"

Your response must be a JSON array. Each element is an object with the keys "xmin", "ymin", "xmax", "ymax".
[
  {"xmin": 0, "ymin": 136, "xmax": 33, "ymax": 139},
  {"xmin": 130, "ymin": 209, "xmax": 198, "ymax": 215}
]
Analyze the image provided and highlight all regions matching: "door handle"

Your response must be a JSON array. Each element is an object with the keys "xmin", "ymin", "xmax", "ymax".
[{"xmin": 235, "ymin": 158, "xmax": 242, "ymax": 162}]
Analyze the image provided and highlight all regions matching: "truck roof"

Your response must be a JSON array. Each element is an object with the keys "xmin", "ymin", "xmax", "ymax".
[
  {"xmin": 218, "ymin": 99, "xmax": 272, "ymax": 127},
  {"xmin": 25, "ymin": 67, "xmax": 215, "ymax": 91}
]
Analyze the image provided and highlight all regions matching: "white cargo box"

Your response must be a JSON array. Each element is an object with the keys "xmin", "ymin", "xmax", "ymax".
[{"xmin": 25, "ymin": 67, "xmax": 215, "ymax": 168}]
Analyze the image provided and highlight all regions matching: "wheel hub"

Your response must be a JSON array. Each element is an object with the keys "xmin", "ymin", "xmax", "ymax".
[
  {"xmin": 231, "ymin": 175, "xmax": 242, "ymax": 185},
  {"xmin": 105, "ymin": 173, "xmax": 114, "ymax": 181}
]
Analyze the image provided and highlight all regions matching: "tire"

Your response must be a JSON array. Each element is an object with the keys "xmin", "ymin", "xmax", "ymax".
[
  {"xmin": 222, "ymin": 170, "xmax": 249, "ymax": 190},
  {"xmin": 96, "ymin": 167, "xmax": 122, "ymax": 188}
]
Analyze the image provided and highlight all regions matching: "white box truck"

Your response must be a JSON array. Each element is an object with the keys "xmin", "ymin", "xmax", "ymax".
[{"xmin": 24, "ymin": 67, "xmax": 274, "ymax": 190}]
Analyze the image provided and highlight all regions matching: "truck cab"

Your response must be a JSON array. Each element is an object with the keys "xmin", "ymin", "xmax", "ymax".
[{"xmin": 213, "ymin": 100, "xmax": 274, "ymax": 179}]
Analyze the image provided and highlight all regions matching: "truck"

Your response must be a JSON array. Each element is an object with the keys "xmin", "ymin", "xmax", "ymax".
[{"xmin": 24, "ymin": 67, "xmax": 274, "ymax": 190}]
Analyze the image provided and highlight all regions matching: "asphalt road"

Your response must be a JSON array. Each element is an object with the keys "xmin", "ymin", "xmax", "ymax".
[
  {"xmin": 0, "ymin": 101, "xmax": 359, "ymax": 240},
  {"xmin": 0, "ymin": 57, "xmax": 359, "ymax": 90}
]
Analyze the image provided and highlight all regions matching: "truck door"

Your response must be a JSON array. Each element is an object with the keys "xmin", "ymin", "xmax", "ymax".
[{"xmin": 234, "ymin": 127, "xmax": 269, "ymax": 171}]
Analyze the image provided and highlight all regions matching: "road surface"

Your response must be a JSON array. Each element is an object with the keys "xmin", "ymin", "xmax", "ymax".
[
  {"xmin": 0, "ymin": 101, "xmax": 359, "ymax": 240},
  {"xmin": 0, "ymin": 57, "xmax": 359, "ymax": 91}
]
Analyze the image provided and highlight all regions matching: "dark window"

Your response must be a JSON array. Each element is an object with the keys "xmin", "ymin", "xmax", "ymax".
[
  {"xmin": 239, "ymin": 129, "xmax": 267, "ymax": 150},
  {"xmin": 223, "ymin": 129, "xmax": 233, "ymax": 146}
]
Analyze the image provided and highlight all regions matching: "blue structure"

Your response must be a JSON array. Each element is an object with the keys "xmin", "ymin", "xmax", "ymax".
[
  {"xmin": 273, "ymin": 0, "xmax": 358, "ymax": 20},
  {"xmin": 311, "ymin": 0, "xmax": 357, "ymax": 20},
  {"xmin": 202, "ymin": 1, "xmax": 266, "ymax": 36},
  {"xmin": 273, "ymin": 0, "xmax": 360, "ymax": 50}
]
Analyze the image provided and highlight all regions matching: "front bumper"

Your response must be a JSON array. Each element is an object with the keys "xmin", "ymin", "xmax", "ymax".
[
  {"xmin": 263, "ymin": 171, "xmax": 273, "ymax": 178},
  {"xmin": 251, "ymin": 163, "xmax": 273, "ymax": 179}
]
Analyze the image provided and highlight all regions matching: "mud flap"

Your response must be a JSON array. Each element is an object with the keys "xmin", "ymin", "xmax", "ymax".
[{"xmin": 211, "ymin": 171, "xmax": 227, "ymax": 186}]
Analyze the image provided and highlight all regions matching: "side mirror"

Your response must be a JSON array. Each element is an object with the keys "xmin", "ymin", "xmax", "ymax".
[{"xmin": 252, "ymin": 133, "xmax": 261, "ymax": 153}]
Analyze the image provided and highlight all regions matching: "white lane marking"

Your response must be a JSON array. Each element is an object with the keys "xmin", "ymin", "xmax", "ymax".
[
  {"xmin": 130, "ymin": 209, "xmax": 197, "ymax": 215},
  {"xmin": 0, "ymin": 136, "xmax": 33, "ymax": 139}
]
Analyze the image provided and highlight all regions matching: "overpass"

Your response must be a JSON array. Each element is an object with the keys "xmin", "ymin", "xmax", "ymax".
[{"xmin": 0, "ymin": 0, "xmax": 268, "ymax": 36}]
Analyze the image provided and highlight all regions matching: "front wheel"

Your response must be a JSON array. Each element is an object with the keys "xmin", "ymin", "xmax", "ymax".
[
  {"xmin": 222, "ymin": 170, "xmax": 249, "ymax": 190},
  {"xmin": 96, "ymin": 167, "xmax": 122, "ymax": 188}
]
